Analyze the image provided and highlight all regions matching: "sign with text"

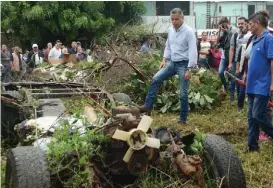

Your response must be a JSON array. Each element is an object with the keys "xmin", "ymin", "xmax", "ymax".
[
  {"xmin": 197, "ymin": 29, "xmax": 219, "ymax": 42},
  {"xmin": 142, "ymin": 16, "xmax": 195, "ymax": 33}
]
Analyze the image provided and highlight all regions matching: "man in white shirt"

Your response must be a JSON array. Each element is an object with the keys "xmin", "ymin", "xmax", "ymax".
[
  {"xmin": 138, "ymin": 8, "xmax": 197, "ymax": 125},
  {"xmin": 26, "ymin": 44, "xmax": 44, "ymax": 72},
  {"xmin": 48, "ymin": 40, "xmax": 62, "ymax": 60}
]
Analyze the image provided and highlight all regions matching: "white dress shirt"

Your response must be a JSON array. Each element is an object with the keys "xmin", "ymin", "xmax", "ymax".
[{"xmin": 163, "ymin": 24, "xmax": 198, "ymax": 68}]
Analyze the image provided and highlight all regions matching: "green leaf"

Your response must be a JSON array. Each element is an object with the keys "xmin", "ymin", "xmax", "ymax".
[
  {"xmin": 195, "ymin": 131, "xmax": 203, "ymax": 142},
  {"xmin": 204, "ymin": 95, "xmax": 213, "ymax": 103},
  {"xmin": 160, "ymin": 105, "xmax": 168, "ymax": 113},
  {"xmin": 191, "ymin": 147, "xmax": 199, "ymax": 154},
  {"xmin": 195, "ymin": 92, "xmax": 201, "ymax": 100},
  {"xmin": 79, "ymin": 156, "xmax": 86, "ymax": 165},
  {"xmin": 207, "ymin": 103, "xmax": 212, "ymax": 109},
  {"xmin": 200, "ymin": 96, "xmax": 205, "ymax": 106},
  {"xmin": 137, "ymin": 79, "xmax": 145, "ymax": 84}
]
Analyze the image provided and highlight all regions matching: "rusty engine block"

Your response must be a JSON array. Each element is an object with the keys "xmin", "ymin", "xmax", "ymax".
[{"xmin": 90, "ymin": 106, "xmax": 204, "ymax": 188}]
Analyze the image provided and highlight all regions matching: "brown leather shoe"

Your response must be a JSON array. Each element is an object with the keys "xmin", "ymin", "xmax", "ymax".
[{"xmin": 137, "ymin": 105, "xmax": 152, "ymax": 113}]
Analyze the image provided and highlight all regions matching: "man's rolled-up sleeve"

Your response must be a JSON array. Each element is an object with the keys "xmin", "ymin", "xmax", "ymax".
[
  {"xmin": 230, "ymin": 34, "xmax": 235, "ymax": 48},
  {"xmin": 163, "ymin": 37, "xmax": 171, "ymax": 60},
  {"xmin": 187, "ymin": 30, "xmax": 198, "ymax": 68}
]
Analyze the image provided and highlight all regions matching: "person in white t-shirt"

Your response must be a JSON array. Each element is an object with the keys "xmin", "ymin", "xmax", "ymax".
[
  {"xmin": 198, "ymin": 32, "xmax": 211, "ymax": 68},
  {"xmin": 48, "ymin": 40, "xmax": 62, "ymax": 61}
]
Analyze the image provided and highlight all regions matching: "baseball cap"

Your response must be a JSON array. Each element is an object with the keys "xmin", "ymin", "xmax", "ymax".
[
  {"xmin": 32, "ymin": 44, "xmax": 38, "ymax": 48},
  {"xmin": 76, "ymin": 41, "xmax": 81, "ymax": 45}
]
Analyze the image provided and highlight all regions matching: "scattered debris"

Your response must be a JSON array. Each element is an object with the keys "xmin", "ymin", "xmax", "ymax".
[{"xmin": 83, "ymin": 106, "xmax": 98, "ymax": 124}]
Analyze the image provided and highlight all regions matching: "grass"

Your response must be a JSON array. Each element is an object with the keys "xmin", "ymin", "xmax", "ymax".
[
  {"xmin": 1, "ymin": 99, "xmax": 273, "ymax": 188},
  {"xmin": 151, "ymin": 100, "xmax": 273, "ymax": 188},
  {"xmin": 1, "ymin": 158, "xmax": 6, "ymax": 188}
]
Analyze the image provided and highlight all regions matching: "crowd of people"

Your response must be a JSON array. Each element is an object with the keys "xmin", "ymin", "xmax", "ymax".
[
  {"xmin": 138, "ymin": 8, "xmax": 273, "ymax": 153},
  {"xmin": 207, "ymin": 12, "xmax": 273, "ymax": 150},
  {"xmin": 1, "ymin": 40, "xmax": 93, "ymax": 82}
]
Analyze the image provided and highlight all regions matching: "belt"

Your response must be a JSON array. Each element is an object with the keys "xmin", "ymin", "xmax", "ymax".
[{"xmin": 172, "ymin": 60, "xmax": 189, "ymax": 63}]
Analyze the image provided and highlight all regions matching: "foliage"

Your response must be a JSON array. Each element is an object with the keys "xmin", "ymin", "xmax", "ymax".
[
  {"xmin": 123, "ymin": 54, "xmax": 222, "ymax": 113},
  {"xmin": 123, "ymin": 52, "xmax": 161, "ymax": 102},
  {"xmin": 29, "ymin": 60, "xmax": 106, "ymax": 83},
  {"xmin": 1, "ymin": 160, "xmax": 6, "ymax": 188},
  {"xmin": 47, "ymin": 119, "xmax": 109, "ymax": 187},
  {"xmin": 128, "ymin": 167, "xmax": 198, "ymax": 188},
  {"xmin": 1, "ymin": 1, "xmax": 145, "ymax": 49},
  {"xmin": 98, "ymin": 25, "xmax": 152, "ymax": 47},
  {"xmin": 188, "ymin": 70, "xmax": 222, "ymax": 110},
  {"xmin": 103, "ymin": 1, "xmax": 146, "ymax": 24},
  {"xmin": 189, "ymin": 130, "xmax": 207, "ymax": 154}
]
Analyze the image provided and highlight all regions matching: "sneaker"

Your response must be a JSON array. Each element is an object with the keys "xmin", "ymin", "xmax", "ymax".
[
  {"xmin": 177, "ymin": 120, "xmax": 187, "ymax": 125},
  {"xmin": 259, "ymin": 133, "xmax": 270, "ymax": 142}
]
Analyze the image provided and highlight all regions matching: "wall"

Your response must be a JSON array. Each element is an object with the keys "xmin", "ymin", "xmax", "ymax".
[
  {"xmin": 143, "ymin": 1, "xmax": 192, "ymax": 16},
  {"xmin": 142, "ymin": 1, "xmax": 195, "ymax": 33},
  {"xmin": 143, "ymin": 1, "xmax": 156, "ymax": 16},
  {"xmin": 267, "ymin": 2, "xmax": 273, "ymax": 23},
  {"xmin": 194, "ymin": 1, "xmax": 267, "ymax": 29},
  {"xmin": 142, "ymin": 1, "xmax": 270, "ymax": 32},
  {"xmin": 142, "ymin": 16, "xmax": 195, "ymax": 33}
]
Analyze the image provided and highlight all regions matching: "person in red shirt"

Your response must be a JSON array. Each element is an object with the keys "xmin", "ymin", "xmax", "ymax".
[{"xmin": 208, "ymin": 42, "xmax": 222, "ymax": 71}]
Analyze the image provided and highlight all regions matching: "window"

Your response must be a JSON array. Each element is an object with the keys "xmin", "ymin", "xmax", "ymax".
[
  {"xmin": 248, "ymin": 5, "xmax": 255, "ymax": 18},
  {"xmin": 219, "ymin": 6, "xmax": 222, "ymax": 13},
  {"xmin": 156, "ymin": 1, "xmax": 190, "ymax": 16},
  {"xmin": 267, "ymin": 5, "xmax": 273, "ymax": 20}
]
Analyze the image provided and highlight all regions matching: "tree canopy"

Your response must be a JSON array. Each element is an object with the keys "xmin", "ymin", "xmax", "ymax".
[{"xmin": 1, "ymin": 1, "xmax": 146, "ymax": 50}]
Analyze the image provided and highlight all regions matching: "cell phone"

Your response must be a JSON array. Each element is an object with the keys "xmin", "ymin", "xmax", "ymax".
[{"xmin": 221, "ymin": 24, "xmax": 227, "ymax": 30}]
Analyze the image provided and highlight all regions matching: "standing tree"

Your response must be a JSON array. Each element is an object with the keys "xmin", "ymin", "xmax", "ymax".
[{"xmin": 1, "ymin": 1, "xmax": 145, "ymax": 49}]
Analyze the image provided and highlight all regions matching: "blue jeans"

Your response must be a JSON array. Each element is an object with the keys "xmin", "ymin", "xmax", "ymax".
[
  {"xmin": 199, "ymin": 58, "xmax": 209, "ymax": 69},
  {"xmin": 237, "ymin": 72, "xmax": 246, "ymax": 109},
  {"xmin": 218, "ymin": 58, "xmax": 236, "ymax": 98},
  {"xmin": 144, "ymin": 60, "xmax": 189, "ymax": 122},
  {"xmin": 247, "ymin": 94, "xmax": 273, "ymax": 151}
]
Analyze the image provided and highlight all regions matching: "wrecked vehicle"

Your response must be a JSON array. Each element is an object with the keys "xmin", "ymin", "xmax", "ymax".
[
  {"xmin": 3, "ymin": 84, "xmax": 246, "ymax": 187},
  {"xmin": 1, "ymin": 81, "xmax": 130, "ymax": 144},
  {"xmin": 2, "ymin": 58, "xmax": 245, "ymax": 188}
]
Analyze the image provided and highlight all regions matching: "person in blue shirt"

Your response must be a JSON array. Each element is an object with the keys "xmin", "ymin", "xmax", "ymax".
[
  {"xmin": 138, "ymin": 8, "xmax": 197, "ymax": 125},
  {"xmin": 139, "ymin": 36, "xmax": 152, "ymax": 53},
  {"xmin": 246, "ymin": 11, "xmax": 273, "ymax": 152}
]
